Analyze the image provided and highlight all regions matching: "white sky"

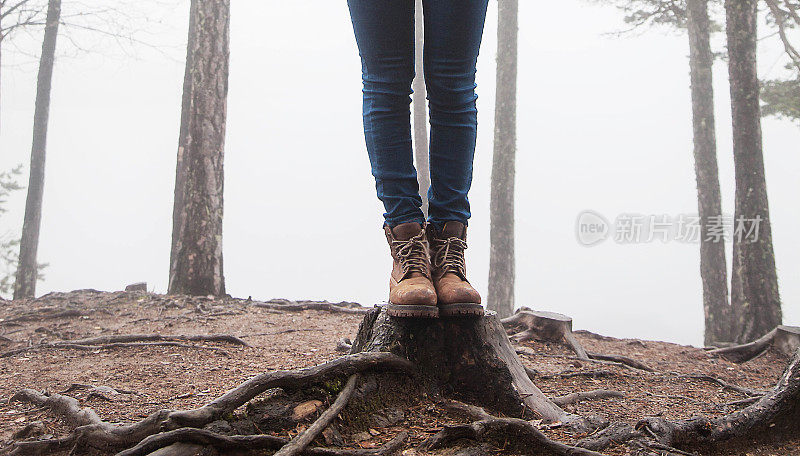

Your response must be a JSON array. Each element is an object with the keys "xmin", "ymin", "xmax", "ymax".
[{"xmin": 1, "ymin": 0, "xmax": 798, "ymax": 346}]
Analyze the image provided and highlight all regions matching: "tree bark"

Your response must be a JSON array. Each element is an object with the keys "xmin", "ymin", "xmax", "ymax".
[
  {"xmin": 169, "ymin": 0, "xmax": 229, "ymax": 297},
  {"xmin": 488, "ymin": 0, "xmax": 518, "ymax": 319},
  {"xmin": 686, "ymin": 0, "xmax": 732, "ymax": 346},
  {"xmin": 725, "ymin": 0, "xmax": 782, "ymax": 343},
  {"xmin": 412, "ymin": 0, "xmax": 429, "ymax": 216},
  {"xmin": 13, "ymin": 0, "xmax": 60, "ymax": 300}
]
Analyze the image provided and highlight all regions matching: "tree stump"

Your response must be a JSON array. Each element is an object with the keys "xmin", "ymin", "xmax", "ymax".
[
  {"xmin": 351, "ymin": 307, "xmax": 582, "ymax": 427},
  {"xmin": 502, "ymin": 309, "xmax": 589, "ymax": 360},
  {"xmin": 709, "ymin": 325, "xmax": 800, "ymax": 363}
]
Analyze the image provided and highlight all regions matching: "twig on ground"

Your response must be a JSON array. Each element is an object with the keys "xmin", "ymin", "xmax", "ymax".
[
  {"xmin": 552, "ymin": 390, "xmax": 624, "ymax": 406},
  {"xmin": 252, "ymin": 300, "xmax": 369, "ymax": 315}
]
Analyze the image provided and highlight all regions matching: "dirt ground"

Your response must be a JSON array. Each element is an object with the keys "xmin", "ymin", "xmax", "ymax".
[{"xmin": 0, "ymin": 290, "xmax": 797, "ymax": 455}]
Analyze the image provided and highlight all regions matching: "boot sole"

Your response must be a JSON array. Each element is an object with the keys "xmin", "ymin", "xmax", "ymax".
[
  {"xmin": 439, "ymin": 303, "xmax": 484, "ymax": 317},
  {"xmin": 386, "ymin": 303, "xmax": 439, "ymax": 318}
]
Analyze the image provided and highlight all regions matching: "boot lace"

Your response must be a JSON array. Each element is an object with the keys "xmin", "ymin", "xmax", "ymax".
[
  {"xmin": 432, "ymin": 236, "xmax": 468, "ymax": 279},
  {"xmin": 392, "ymin": 231, "xmax": 430, "ymax": 279}
]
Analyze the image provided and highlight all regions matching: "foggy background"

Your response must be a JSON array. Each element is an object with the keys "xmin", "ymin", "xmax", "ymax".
[{"xmin": 1, "ymin": 0, "xmax": 797, "ymax": 346}]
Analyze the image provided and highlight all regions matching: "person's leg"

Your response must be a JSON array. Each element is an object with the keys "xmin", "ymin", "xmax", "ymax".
[
  {"xmin": 348, "ymin": 0, "xmax": 437, "ymax": 317},
  {"xmin": 422, "ymin": 0, "xmax": 489, "ymax": 231},
  {"xmin": 422, "ymin": 0, "xmax": 488, "ymax": 316},
  {"xmin": 347, "ymin": 0, "xmax": 423, "ymax": 228}
]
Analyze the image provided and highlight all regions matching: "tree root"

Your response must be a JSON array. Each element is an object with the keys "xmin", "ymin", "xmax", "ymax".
[
  {"xmin": 2, "ymin": 341, "xmax": 231, "ymax": 358},
  {"xmin": 577, "ymin": 348, "xmax": 800, "ymax": 452},
  {"xmin": 421, "ymin": 401, "xmax": 606, "ymax": 456},
  {"xmin": 586, "ymin": 352, "xmax": 654, "ymax": 372},
  {"xmin": 6, "ymin": 352, "xmax": 413, "ymax": 455},
  {"xmin": 516, "ymin": 346, "xmax": 650, "ymax": 372},
  {"xmin": 253, "ymin": 300, "xmax": 370, "ymax": 315},
  {"xmin": 0, "ymin": 308, "xmax": 85, "ymax": 326},
  {"xmin": 671, "ymin": 373, "xmax": 766, "ymax": 397},
  {"xmin": 552, "ymin": 390, "xmax": 624, "ymax": 407},
  {"xmin": 707, "ymin": 325, "xmax": 800, "ymax": 363},
  {"xmin": 115, "ymin": 428, "xmax": 407, "ymax": 456},
  {"xmin": 1, "ymin": 333, "xmax": 247, "ymax": 358},
  {"xmin": 274, "ymin": 373, "xmax": 360, "ymax": 456}
]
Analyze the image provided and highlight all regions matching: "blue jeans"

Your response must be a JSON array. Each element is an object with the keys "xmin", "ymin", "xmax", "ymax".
[{"xmin": 347, "ymin": 0, "xmax": 489, "ymax": 229}]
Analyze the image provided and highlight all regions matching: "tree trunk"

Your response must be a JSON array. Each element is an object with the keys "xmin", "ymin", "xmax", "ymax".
[
  {"xmin": 686, "ymin": 0, "xmax": 732, "ymax": 346},
  {"xmin": 13, "ymin": 0, "xmax": 60, "ymax": 300},
  {"xmin": 412, "ymin": 0, "xmax": 429, "ymax": 216},
  {"xmin": 488, "ymin": 0, "xmax": 518, "ymax": 318},
  {"xmin": 168, "ymin": 0, "xmax": 229, "ymax": 297},
  {"xmin": 725, "ymin": 0, "xmax": 782, "ymax": 343}
]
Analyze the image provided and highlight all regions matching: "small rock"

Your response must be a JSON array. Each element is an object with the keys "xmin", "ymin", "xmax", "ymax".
[
  {"xmin": 292, "ymin": 400, "xmax": 323, "ymax": 421},
  {"xmin": 125, "ymin": 282, "xmax": 147, "ymax": 292},
  {"xmin": 352, "ymin": 431, "xmax": 372, "ymax": 442}
]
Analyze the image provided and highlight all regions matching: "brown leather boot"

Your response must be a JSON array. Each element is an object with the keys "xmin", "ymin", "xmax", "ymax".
[
  {"xmin": 427, "ymin": 221, "xmax": 483, "ymax": 317},
  {"xmin": 384, "ymin": 222, "xmax": 438, "ymax": 318}
]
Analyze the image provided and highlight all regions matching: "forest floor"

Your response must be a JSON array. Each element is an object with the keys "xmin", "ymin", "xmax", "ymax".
[{"xmin": 0, "ymin": 289, "xmax": 797, "ymax": 455}]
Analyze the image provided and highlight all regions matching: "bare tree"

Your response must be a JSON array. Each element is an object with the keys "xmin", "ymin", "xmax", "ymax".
[
  {"xmin": 725, "ymin": 0, "xmax": 782, "ymax": 343},
  {"xmin": 488, "ymin": 0, "xmax": 518, "ymax": 318},
  {"xmin": 168, "ymin": 0, "xmax": 229, "ymax": 297},
  {"xmin": 412, "ymin": 0, "xmax": 429, "ymax": 215},
  {"xmin": 12, "ymin": 0, "xmax": 58, "ymax": 300},
  {"xmin": 0, "ymin": 0, "xmax": 47, "ymax": 138},
  {"xmin": 686, "ymin": 0, "xmax": 732, "ymax": 346}
]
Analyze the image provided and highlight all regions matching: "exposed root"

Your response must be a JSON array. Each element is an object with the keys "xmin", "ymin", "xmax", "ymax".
[
  {"xmin": 707, "ymin": 325, "xmax": 800, "ymax": 363},
  {"xmin": 2, "ymin": 341, "xmax": 231, "ymax": 358},
  {"xmin": 586, "ymin": 352, "xmax": 654, "ymax": 372},
  {"xmin": 577, "ymin": 348, "xmax": 800, "ymax": 452},
  {"xmin": 671, "ymin": 373, "xmax": 766, "ymax": 397},
  {"xmin": 421, "ymin": 401, "xmax": 607, "ymax": 456},
  {"xmin": 274, "ymin": 373, "xmax": 360, "ymax": 456},
  {"xmin": 577, "ymin": 422, "xmax": 642, "ymax": 452},
  {"xmin": 1, "ymin": 333, "xmax": 247, "ymax": 358},
  {"xmin": 537, "ymin": 370, "xmax": 618, "ymax": 380},
  {"xmin": 253, "ymin": 299, "xmax": 370, "ymax": 315},
  {"xmin": 516, "ymin": 346, "xmax": 649, "ymax": 372},
  {"xmin": 0, "ymin": 308, "xmax": 86, "ymax": 326},
  {"xmin": 552, "ymin": 390, "xmax": 624, "ymax": 407},
  {"xmin": 6, "ymin": 353, "xmax": 413, "ymax": 455},
  {"xmin": 116, "ymin": 428, "xmax": 407, "ymax": 456}
]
